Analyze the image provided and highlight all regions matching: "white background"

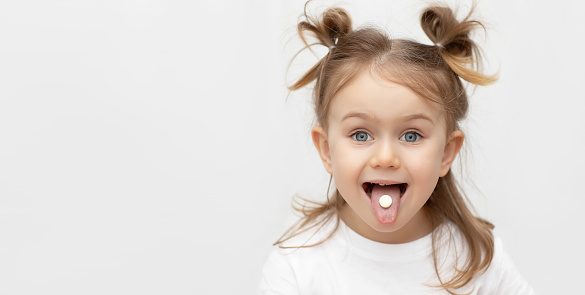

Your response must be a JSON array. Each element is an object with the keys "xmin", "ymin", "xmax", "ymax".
[{"xmin": 0, "ymin": 0, "xmax": 583, "ymax": 294}]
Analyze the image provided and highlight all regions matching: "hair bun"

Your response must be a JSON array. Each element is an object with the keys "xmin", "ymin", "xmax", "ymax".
[
  {"xmin": 421, "ymin": 6, "xmax": 497, "ymax": 86},
  {"xmin": 298, "ymin": 7, "xmax": 352, "ymax": 49},
  {"xmin": 289, "ymin": 7, "xmax": 353, "ymax": 91}
]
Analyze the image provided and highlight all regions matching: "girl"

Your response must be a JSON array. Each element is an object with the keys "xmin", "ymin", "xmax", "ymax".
[{"xmin": 259, "ymin": 2, "xmax": 534, "ymax": 294}]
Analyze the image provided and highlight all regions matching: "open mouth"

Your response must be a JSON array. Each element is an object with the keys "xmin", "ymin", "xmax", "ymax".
[{"xmin": 362, "ymin": 182, "xmax": 407, "ymax": 198}]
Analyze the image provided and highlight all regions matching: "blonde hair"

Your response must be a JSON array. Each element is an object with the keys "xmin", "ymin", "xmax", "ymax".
[{"xmin": 277, "ymin": 3, "xmax": 497, "ymax": 294}]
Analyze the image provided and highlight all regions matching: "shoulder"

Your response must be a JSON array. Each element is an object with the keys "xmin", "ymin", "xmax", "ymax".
[
  {"xmin": 479, "ymin": 236, "xmax": 535, "ymax": 294},
  {"xmin": 257, "ymin": 219, "xmax": 343, "ymax": 295},
  {"xmin": 462, "ymin": 233, "xmax": 535, "ymax": 294},
  {"xmin": 437, "ymin": 223, "xmax": 534, "ymax": 294},
  {"xmin": 257, "ymin": 246, "xmax": 300, "ymax": 295}
]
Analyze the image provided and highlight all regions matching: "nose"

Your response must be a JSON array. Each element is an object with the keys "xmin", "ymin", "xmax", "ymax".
[{"xmin": 369, "ymin": 140, "xmax": 401, "ymax": 169}]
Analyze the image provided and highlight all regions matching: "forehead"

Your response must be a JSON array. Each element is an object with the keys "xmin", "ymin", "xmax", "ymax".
[{"xmin": 328, "ymin": 71, "xmax": 446, "ymax": 126}]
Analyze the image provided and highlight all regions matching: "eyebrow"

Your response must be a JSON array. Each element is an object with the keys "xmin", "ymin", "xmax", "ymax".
[
  {"xmin": 399, "ymin": 113, "xmax": 435, "ymax": 124},
  {"xmin": 341, "ymin": 112, "xmax": 376, "ymax": 122},
  {"xmin": 341, "ymin": 112, "xmax": 434, "ymax": 124}
]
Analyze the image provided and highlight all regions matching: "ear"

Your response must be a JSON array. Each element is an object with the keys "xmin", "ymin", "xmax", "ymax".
[
  {"xmin": 440, "ymin": 130, "xmax": 464, "ymax": 177},
  {"xmin": 311, "ymin": 125, "xmax": 332, "ymax": 174}
]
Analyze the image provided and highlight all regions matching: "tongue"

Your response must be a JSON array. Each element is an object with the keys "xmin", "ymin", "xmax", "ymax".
[{"xmin": 370, "ymin": 184, "xmax": 401, "ymax": 224}]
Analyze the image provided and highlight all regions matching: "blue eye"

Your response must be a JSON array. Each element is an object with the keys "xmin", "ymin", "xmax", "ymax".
[
  {"xmin": 351, "ymin": 131, "xmax": 372, "ymax": 142},
  {"xmin": 400, "ymin": 131, "xmax": 421, "ymax": 143}
]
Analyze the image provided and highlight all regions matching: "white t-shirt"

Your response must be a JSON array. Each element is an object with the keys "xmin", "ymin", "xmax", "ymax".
[{"xmin": 258, "ymin": 219, "xmax": 534, "ymax": 294}]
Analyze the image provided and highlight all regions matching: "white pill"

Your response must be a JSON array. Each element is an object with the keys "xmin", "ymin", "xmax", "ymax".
[{"xmin": 379, "ymin": 195, "xmax": 392, "ymax": 208}]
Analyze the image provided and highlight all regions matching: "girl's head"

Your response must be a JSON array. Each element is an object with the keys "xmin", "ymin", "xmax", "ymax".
[
  {"xmin": 282, "ymin": 3, "xmax": 497, "ymax": 292},
  {"xmin": 290, "ymin": 4, "xmax": 496, "ymax": 236}
]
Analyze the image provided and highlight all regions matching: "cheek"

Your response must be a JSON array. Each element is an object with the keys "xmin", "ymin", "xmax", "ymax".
[
  {"xmin": 409, "ymin": 146, "xmax": 444, "ymax": 178},
  {"xmin": 329, "ymin": 139, "xmax": 364, "ymax": 181},
  {"xmin": 330, "ymin": 144, "xmax": 353, "ymax": 172}
]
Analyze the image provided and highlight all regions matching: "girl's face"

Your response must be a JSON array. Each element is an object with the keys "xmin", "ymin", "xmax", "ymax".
[{"xmin": 312, "ymin": 71, "xmax": 463, "ymax": 243}]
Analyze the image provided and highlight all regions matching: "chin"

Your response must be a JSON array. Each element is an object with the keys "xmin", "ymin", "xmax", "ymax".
[{"xmin": 367, "ymin": 216, "xmax": 406, "ymax": 232}]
